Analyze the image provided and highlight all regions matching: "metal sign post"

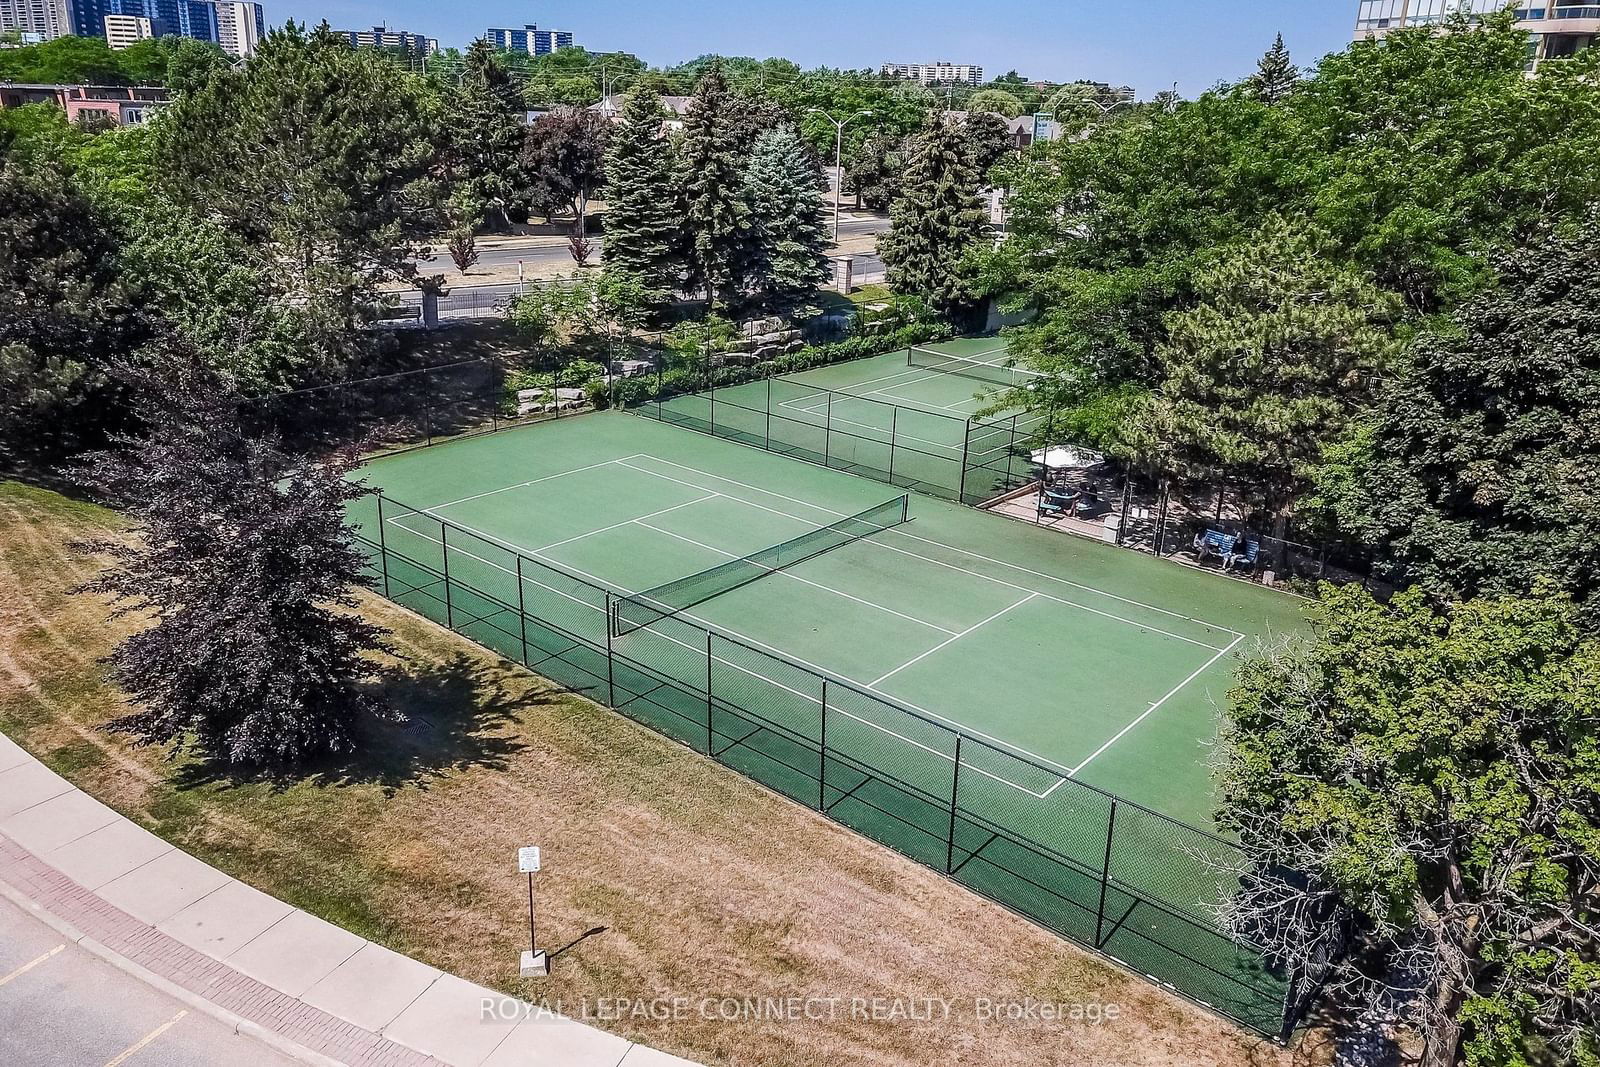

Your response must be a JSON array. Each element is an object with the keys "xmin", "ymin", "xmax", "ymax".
[{"xmin": 518, "ymin": 846, "xmax": 547, "ymax": 976}]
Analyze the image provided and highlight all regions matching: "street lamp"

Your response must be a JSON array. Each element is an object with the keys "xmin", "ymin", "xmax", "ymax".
[{"xmin": 806, "ymin": 108, "xmax": 874, "ymax": 240}]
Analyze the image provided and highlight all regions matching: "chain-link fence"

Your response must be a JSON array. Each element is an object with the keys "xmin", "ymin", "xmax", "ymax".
[
  {"xmin": 354, "ymin": 486, "xmax": 1321, "ymax": 1038},
  {"xmin": 241, "ymin": 358, "xmax": 594, "ymax": 459}
]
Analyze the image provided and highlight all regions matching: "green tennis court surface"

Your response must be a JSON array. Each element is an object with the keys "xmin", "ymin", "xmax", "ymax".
[
  {"xmin": 353, "ymin": 411, "xmax": 1301, "ymax": 827},
  {"xmin": 348, "ymin": 409, "xmax": 1308, "ymax": 1031},
  {"xmin": 643, "ymin": 339, "xmax": 1048, "ymax": 505}
]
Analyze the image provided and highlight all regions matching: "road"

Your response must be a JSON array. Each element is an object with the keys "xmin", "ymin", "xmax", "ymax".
[
  {"xmin": 0, "ymin": 893, "xmax": 300, "ymax": 1067},
  {"xmin": 400, "ymin": 211, "xmax": 890, "ymax": 313}
]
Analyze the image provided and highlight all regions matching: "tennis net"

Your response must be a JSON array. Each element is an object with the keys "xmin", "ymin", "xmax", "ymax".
[
  {"xmin": 610, "ymin": 495, "xmax": 911, "ymax": 637},
  {"xmin": 908, "ymin": 346, "xmax": 1047, "ymax": 389}
]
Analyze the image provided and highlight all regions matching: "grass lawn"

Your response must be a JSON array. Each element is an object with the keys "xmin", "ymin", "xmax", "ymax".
[{"xmin": 0, "ymin": 479, "xmax": 1328, "ymax": 1067}]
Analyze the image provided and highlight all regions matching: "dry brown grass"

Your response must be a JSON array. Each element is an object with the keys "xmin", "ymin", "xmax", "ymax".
[{"xmin": 0, "ymin": 480, "xmax": 1333, "ymax": 1067}]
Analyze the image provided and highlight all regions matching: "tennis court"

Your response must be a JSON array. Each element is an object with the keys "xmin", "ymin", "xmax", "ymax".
[
  {"xmin": 348, "ymin": 411, "xmax": 1307, "ymax": 1030},
  {"xmin": 643, "ymin": 338, "xmax": 1049, "ymax": 504}
]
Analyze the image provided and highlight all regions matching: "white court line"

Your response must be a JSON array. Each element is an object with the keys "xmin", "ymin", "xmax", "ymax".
[
  {"xmin": 534, "ymin": 494, "xmax": 720, "ymax": 552},
  {"xmin": 383, "ymin": 521, "xmax": 1059, "ymax": 797},
  {"xmin": 772, "ymin": 397, "xmax": 965, "ymax": 456},
  {"xmin": 871, "ymin": 593, "xmax": 1038, "ymax": 686},
  {"xmin": 630, "ymin": 517, "xmax": 959, "ymax": 636},
  {"xmin": 627, "ymin": 461, "xmax": 1231, "ymax": 653},
  {"xmin": 424, "ymin": 454, "xmax": 647, "ymax": 512},
  {"xmin": 1065, "ymin": 632, "xmax": 1247, "ymax": 780},
  {"xmin": 633, "ymin": 454, "xmax": 1245, "ymax": 639}
]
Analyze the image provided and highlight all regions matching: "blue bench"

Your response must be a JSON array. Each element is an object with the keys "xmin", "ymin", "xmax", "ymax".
[{"xmin": 1195, "ymin": 529, "xmax": 1259, "ymax": 571}]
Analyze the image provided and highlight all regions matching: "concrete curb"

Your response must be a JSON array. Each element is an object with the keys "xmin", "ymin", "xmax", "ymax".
[{"xmin": 0, "ymin": 878, "xmax": 344, "ymax": 1067}]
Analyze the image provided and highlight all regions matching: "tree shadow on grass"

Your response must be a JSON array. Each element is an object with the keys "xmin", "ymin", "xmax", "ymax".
[{"xmin": 171, "ymin": 651, "xmax": 548, "ymax": 796}]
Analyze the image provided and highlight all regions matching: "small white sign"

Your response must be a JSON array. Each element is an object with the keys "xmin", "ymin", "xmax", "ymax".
[{"xmin": 518, "ymin": 846, "xmax": 541, "ymax": 873}]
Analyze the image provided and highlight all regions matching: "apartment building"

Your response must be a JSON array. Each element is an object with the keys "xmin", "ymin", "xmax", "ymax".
[
  {"xmin": 1355, "ymin": 1, "xmax": 1599, "ymax": 64},
  {"xmin": 0, "ymin": 0, "xmax": 70, "ymax": 40},
  {"xmin": 881, "ymin": 60, "xmax": 984, "ymax": 86},
  {"xmin": 336, "ymin": 25, "xmax": 437, "ymax": 70},
  {"xmin": 485, "ymin": 23, "xmax": 574, "ymax": 56},
  {"xmin": 211, "ymin": 0, "xmax": 262, "ymax": 57},
  {"xmin": 0, "ymin": 81, "xmax": 168, "ymax": 123},
  {"xmin": 102, "ymin": 11, "xmax": 150, "ymax": 46}
]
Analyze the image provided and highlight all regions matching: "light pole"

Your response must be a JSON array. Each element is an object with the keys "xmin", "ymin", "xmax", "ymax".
[{"xmin": 807, "ymin": 108, "xmax": 873, "ymax": 240}]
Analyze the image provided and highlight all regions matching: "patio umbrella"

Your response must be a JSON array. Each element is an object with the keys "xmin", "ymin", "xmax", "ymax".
[{"xmin": 1030, "ymin": 445, "xmax": 1105, "ymax": 471}]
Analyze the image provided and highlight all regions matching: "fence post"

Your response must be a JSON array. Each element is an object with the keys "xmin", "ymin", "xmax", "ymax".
[
  {"xmin": 705, "ymin": 631, "xmax": 715, "ymax": 755},
  {"xmin": 1116, "ymin": 480, "xmax": 1132, "ymax": 547},
  {"xmin": 824, "ymin": 391, "xmax": 833, "ymax": 467},
  {"xmin": 424, "ymin": 367, "xmax": 435, "ymax": 446},
  {"xmin": 888, "ymin": 406, "xmax": 899, "ymax": 484},
  {"xmin": 439, "ymin": 520, "xmax": 454, "ymax": 629},
  {"xmin": 1095, "ymin": 799, "xmax": 1118, "ymax": 947},
  {"xmin": 819, "ymin": 679, "xmax": 829, "ymax": 811},
  {"xmin": 375, "ymin": 494, "xmax": 390, "ymax": 598},
  {"xmin": 957, "ymin": 420, "xmax": 973, "ymax": 503},
  {"xmin": 604, "ymin": 592, "xmax": 616, "ymax": 708},
  {"xmin": 946, "ymin": 736, "xmax": 963, "ymax": 874},
  {"xmin": 515, "ymin": 555, "xmax": 529, "ymax": 666}
]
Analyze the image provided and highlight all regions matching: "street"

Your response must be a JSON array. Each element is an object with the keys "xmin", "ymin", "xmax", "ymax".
[
  {"xmin": 0, "ymin": 894, "xmax": 300, "ymax": 1067},
  {"xmin": 399, "ymin": 211, "xmax": 891, "ymax": 313}
]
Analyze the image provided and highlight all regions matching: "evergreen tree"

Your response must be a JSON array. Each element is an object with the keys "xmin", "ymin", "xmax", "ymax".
[
  {"xmin": 679, "ymin": 62, "xmax": 757, "ymax": 308},
  {"xmin": 1313, "ymin": 217, "xmax": 1600, "ymax": 618},
  {"xmin": 1246, "ymin": 33, "xmax": 1298, "ymax": 105},
  {"xmin": 0, "ymin": 163, "xmax": 154, "ymax": 466},
  {"xmin": 602, "ymin": 88, "xmax": 681, "ymax": 307},
  {"xmin": 444, "ymin": 39, "xmax": 525, "ymax": 230},
  {"xmin": 77, "ymin": 354, "xmax": 388, "ymax": 768},
  {"xmin": 1138, "ymin": 215, "xmax": 1403, "ymax": 528},
  {"xmin": 155, "ymin": 23, "xmax": 437, "ymax": 376},
  {"xmin": 964, "ymin": 111, "xmax": 1014, "ymax": 177},
  {"xmin": 878, "ymin": 116, "xmax": 990, "ymax": 319},
  {"xmin": 743, "ymin": 126, "xmax": 831, "ymax": 306}
]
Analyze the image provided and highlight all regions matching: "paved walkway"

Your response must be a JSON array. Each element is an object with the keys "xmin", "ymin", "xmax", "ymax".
[{"xmin": 0, "ymin": 730, "xmax": 698, "ymax": 1067}]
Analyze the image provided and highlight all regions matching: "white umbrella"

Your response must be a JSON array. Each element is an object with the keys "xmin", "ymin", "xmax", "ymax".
[{"xmin": 1030, "ymin": 445, "xmax": 1105, "ymax": 471}]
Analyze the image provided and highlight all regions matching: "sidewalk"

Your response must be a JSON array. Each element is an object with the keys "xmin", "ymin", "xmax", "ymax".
[{"xmin": 0, "ymin": 730, "xmax": 698, "ymax": 1067}]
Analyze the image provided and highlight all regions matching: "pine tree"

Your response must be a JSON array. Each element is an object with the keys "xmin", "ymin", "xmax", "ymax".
[
  {"xmin": 444, "ymin": 39, "xmax": 525, "ymax": 230},
  {"xmin": 678, "ymin": 62, "xmax": 757, "ymax": 309},
  {"xmin": 602, "ymin": 88, "xmax": 681, "ymax": 307},
  {"xmin": 878, "ymin": 116, "xmax": 990, "ymax": 319},
  {"xmin": 77, "ymin": 354, "xmax": 388, "ymax": 768},
  {"xmin": 1247, "ymin": 34, "xmax": 1298, "ymax": 105},
  {"xmin": 743, "ymin": 126, "xmax": 831, "ymax": 307}
]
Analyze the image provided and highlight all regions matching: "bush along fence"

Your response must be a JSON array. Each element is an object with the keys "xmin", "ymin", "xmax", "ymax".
[{"xmin": 350, "ymin": 486, "xmax": 1336, "ymax": 1039}]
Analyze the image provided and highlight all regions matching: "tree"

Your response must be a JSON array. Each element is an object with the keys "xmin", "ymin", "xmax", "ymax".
[
  {"xmin": 77, "ymin": 356, "xmax": 388, "ymax": 768},
  {"xmin": 1246, "ymin": 34, "xmax": 1299, "ymax": 106},
  {"xmin": 443, "ymin": 39, "xmax": 525, "ymax": 231},
  {"xmin": 678, "ymin": 62, "xmax": 758, "ymax": 308},
  {"xmin": 878, "ymin": 115, "xmax": 990, "ymax": 319},
  {"xmin": 443, "ymin": 188, "xmax": 482, "ymax": 273},
  {"xmin": 1313, "ymin": 217, "xmax": 1600, "ymax": 619},
  {"xmin": 743, "ymin": 126, "xmax": 831, "ymax": 306},
  {"xmin": 964, "ymin": 111, "xmax": 1014, "ymax": 177},
  {"xmin": 602, "ymin": 89, "xmax": 681, "ymax": 307},
  {"xmin": 846, "ymin": 132, "xmax": 908, "ymax": 210},
  {"xmin": 155, "ymin": 23, "xmax": 438, "ymax": 379},
  {"xmin": 1217, "ymin": 584, "xmax": 1600, "ymax": 1067},
  {"xmin": 967, "ymin": 88, "xmax": 1025, "ymax": 118},
  {"xmin": 519, "ymin": 109, "xmax": 609, "ymax": 236},
  {"xmin": 117, "ymin": 36, "xmax": 229, "ymax": 92},
  {"xmin": 0, "ymin": 163, "xmax": 153, "ymax": 465},
  {"xmin": 1136, "ymin": 216, "xmax": 1403, "ymax": 528},
  {"xmin": 0, "ymin": 34, "xmax": 128, "ymax": 85}
]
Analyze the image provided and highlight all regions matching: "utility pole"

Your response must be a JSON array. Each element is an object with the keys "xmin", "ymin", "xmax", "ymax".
[{"xmin": 806, "ymin": 108, "xmax": 874, "ymax": 240}]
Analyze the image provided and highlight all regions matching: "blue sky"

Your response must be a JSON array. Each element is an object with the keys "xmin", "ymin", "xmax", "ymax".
[{"xmin": 272, "ymin": 1, "xmax": 1355, "ymax": 98}]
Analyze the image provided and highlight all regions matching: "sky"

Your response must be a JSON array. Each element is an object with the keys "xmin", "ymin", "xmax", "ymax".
[{"xmin": 271, "ymin": 1, "xmax": 1355, "ymax": 98}]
